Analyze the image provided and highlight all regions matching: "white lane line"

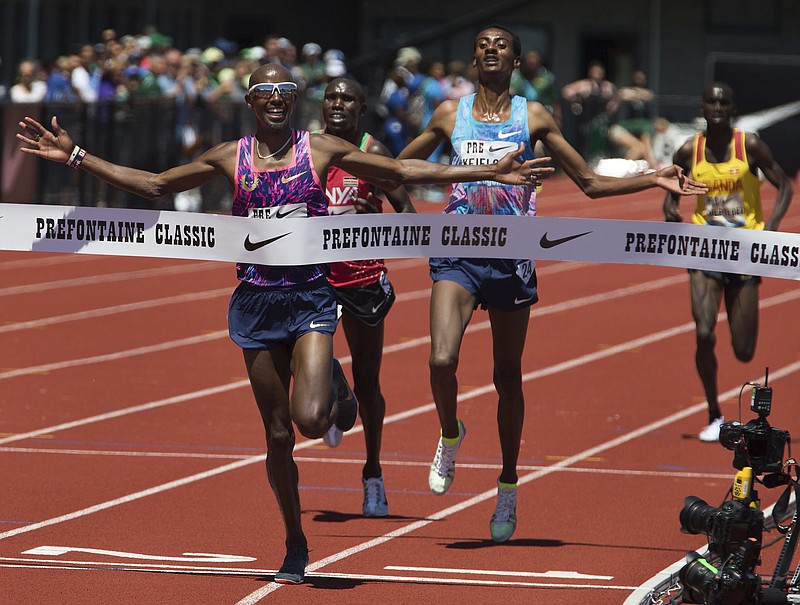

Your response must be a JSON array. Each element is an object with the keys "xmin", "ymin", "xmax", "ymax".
[
  {"xmin": 385, "ymin": 565, "xmax": 614, "ymax": 580},
  {"xmin": 0, "ymin": 381, "xmax": 248, "ymax": 446},
  {"xmin": 3, "ymin": 272, "xmax": 798, "ymax": 598},
  {"xmin": 0, "ymin": 262, "xmax": 221, "ymax": 297},
  {"xmin": 0, "ymin": 447, "xmax": 736, "ymax": 482},
  {"xmin": 0, "ymin": 254, "xmax": 97, "ymax": 270},
  {"xmin": 22, "ymin": 546, "xmax": 255, "ymax": 562},
  {"xmin": 0, "ymin": 455, "xmax": 263, "ymax": 540},
  {"xmin": 0, "ymin": 557, "xmax": 639, "ymax": 589},
  {"xmin": 0, "ymin": 288, "xmax": 230, "ymax": 334},
  {"xmin": 0, "ymin": 331, "xmax": 228, "ymax": 381},
  {"xmin": 0, "ymin": 447, "xmax": 254, "ymax": 459}
]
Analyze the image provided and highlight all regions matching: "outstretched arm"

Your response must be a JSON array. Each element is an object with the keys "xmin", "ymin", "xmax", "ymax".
[
  {"xmin": 17, "ymin": 116, "xmax": 232, "ymax": 200},
  {"xmin": 313, "ymin": 131, "xmax": 552, "ymax": 188},
  {"xmin": 531, "ymin": 103, "xmax": 706, "ymax": 198}
]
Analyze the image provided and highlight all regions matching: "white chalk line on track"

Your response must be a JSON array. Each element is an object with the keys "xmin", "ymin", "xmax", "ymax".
[
  {"xmin": 0, "ymin": 261, "xmax": 223, "ymax": 297},
  {"xmin": 0, "ymin": 288, "xmax": 231, "ymax": 334},
  {"xmin": 0, "ymin": 557, "xmax": 640, "ymax": 590},
  {"xmin": 0, "ymin": 445, "xmax": 737, "ymax": 481}
]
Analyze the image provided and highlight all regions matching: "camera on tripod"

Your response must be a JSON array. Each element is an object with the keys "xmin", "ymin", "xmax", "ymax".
[{"xmin": 677, "ymin": 369, "xmax": 795, "ymax": 604}]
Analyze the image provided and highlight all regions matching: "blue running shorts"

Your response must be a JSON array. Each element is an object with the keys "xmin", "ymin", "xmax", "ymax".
[
  {"xmin": 228, "ymin": 278, "xmax": 338, "ymax": 349},
  {"xmin": 429, "ymin": 257, "xmax": 539, "ymax": 311}
]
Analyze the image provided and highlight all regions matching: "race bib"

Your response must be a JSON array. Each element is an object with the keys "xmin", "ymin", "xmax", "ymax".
[
  {"xmin": 515, "ymin": 259, "xmax": 533, "ymax": 283},
  {"xmin": 704, "ymin": 194, "xmax": 746, "ymax": 228},
  {"xmin": 459, "ymin": 140, "xmax": 519, "ymax": 166}
]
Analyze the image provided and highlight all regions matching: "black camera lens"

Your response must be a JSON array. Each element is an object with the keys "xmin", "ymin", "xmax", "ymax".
[
  {"xmin": 679, "ymin": 496, "xmax": 717, "ymax": 535},
  {"xmin": 679, "ymin": 551, "xmax": 717, "ymax": 604},
  {"xmin": 719, "ymin": 420, "xmax": 743, "ymax": 450}
]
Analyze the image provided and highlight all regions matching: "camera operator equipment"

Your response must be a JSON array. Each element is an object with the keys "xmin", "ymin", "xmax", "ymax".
[{"xmin": 676, "ymin": 369, "xmax": 799, "ymax": 604}]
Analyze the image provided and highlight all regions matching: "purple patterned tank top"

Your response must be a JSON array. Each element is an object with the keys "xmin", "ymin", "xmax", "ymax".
[{"xmin": 232, "ymin": 130, "xmax": 328, "ymax": 287}]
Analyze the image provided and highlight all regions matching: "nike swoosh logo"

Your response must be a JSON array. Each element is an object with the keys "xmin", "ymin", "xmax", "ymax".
[
  {"xmin": 514, "ymin": 295, "xmax": 534, "ymax": 305},
  {"xmin": 539, "ymin": 231, "xmax": 592, "ymax": 249},
  {"xmin": 275, "ymin": 206, "xmax": 303, "ymax": 218},
  {"xmin": 280, "ymin": 171, "xmax": 307, "ymax": 184},
  {"xmin": 243, "ymin": 232, "xmax": 291, "ymax": 251},
  {"xmin": 498, "ymin": 130, "xmax": 522, "ymax": 139},
  {"xmin": 488, "ymin": 143, "xmax": 517, "ymax": 153},
  {"xmin": 309, "ymin": 321, "xmax": 331, "ymax": 329}
]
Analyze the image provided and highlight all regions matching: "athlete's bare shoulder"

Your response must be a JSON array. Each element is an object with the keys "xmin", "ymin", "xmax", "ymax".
[{"xmin": 526, "ymin": 101, "xmax": 558, "ymax": 135}]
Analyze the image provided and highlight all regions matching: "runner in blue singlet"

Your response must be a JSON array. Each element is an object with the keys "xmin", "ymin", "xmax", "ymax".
[{"xmin": 399, "ymin": 23, "xmax": 706, "ymax": 544}]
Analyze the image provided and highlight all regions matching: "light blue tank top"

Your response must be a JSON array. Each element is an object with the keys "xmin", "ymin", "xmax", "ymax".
[{"xmin": 444, "ymin": 94, "xmax": 537, "ymax": 216}]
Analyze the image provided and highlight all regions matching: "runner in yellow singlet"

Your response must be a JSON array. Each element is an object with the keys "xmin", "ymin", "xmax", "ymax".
[{"xmin": 663, "ymin": 82, "xmax": 793, "ymax": 442}]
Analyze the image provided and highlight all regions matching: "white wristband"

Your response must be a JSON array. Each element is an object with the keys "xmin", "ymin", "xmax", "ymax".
[{"xmin": 66, "ymin": 145, "xmax": 81, "ymax": 167}]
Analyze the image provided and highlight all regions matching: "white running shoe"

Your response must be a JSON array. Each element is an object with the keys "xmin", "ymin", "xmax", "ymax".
[
  {"xmin": 323, "ymin": 423, "xmax": 343, "ymax": 447},
  {"xmin": 362, "ymin": 476, "xmax": 389, "ymax": 517},
  {"xmin": 428, "ymin": 420, "xmax": 466, "ymax": 495},
  {"xmin": 489, "ymin": 481, "xmax": 518, "ymax": 543},
  {"xmin": 699, "ymin": 416, "xmax": 725, "ymax": 442}
]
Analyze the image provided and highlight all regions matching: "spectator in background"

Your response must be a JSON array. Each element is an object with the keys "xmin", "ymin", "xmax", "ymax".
[
  {"xmin": 9, "ymin": 59, "xmax": 47, "ymax": 103},
  {"xmin": 382, "ymin": 46, "xmax": 423, "ymax": 103},
  {"xmin": 561, "ymin": 60, "xmax": 616, "ymax": 161},
  {"xmin": 70, "ymin": 44, "xmax": 100, "ymax": 103},
  {"xmin": 322, "ymin": 49, "xmax": 348, "ymax": 81},
  {"xmin": 44, "ymin": 56, "xmax": 78, "ymax": 103},
  {"xmin": 381, "ymin": 67, "xmax": 412, "ymax": 157},
  {"xmin": 607, "ymin": 69, "xmax": 656, "ymax": 166},
  {"xmin": 414, "ymin": 59, "xmax": 448, "ymax": 200},
  {"xmin": 510, "ymin": 61, "xmax": 538, "ymax": 102},
  {"xmin": 261, "ymin": 35, "xmax": 283, "ymax": 66},
  {"xmin": 415, "ymin": 60, "xmax": 446, "ymax": 135},
  {"xmin": 299, "ymin": 42, "xmax": 326, "ymax": 131},
  {"xmin": 521, "ymin": 50, "xmax": 560, "ymax": 126},
  {"xmin": 442, "ymin": 60, "xmax": 475, "ymax": 101}
]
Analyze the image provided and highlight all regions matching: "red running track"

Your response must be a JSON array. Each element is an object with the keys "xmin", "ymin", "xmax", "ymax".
[{"xmin": 2, "ymin": 177, "xmax": 799, "ymax": 605}]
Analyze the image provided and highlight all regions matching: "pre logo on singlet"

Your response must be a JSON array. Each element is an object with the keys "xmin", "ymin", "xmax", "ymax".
[
  {"xmin": 247, "ymin": 202, "xmax": 307, "ymax": 220},
  {"xmin": 459, "ymin": 140, "xmax": 519, "ymax": 166}
]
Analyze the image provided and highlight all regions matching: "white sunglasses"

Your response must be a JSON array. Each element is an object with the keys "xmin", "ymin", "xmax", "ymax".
[{"xmin": 248, "ymin": 82, "xmax": 298, "ymax": 98}]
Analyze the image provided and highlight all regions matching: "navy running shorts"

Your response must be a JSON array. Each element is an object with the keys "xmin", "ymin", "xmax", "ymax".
[
  {"xmin": 429, "ymin": 257, "xmax": 539, "ymax": 311},
  {"xmin": 335, "ymin": 273, "xmax": 396, "ymax": 327},
  {"xmin": 227, "ymin": 278, "xmax": 338, "ymax": 349}
]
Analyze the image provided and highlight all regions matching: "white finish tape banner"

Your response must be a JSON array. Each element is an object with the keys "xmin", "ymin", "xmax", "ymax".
[{"xmin": 2, "ymin": 202, "xmax": 800, "ymax": 280}]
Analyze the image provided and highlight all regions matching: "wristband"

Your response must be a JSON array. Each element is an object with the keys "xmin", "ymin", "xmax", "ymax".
[
  {"xmin": 71, "ymin": 148, "xmax": 87, "ymax": 170},
  {"xmin": 66, "ymin": 145, "xmax": 81, "ymax": 166}
]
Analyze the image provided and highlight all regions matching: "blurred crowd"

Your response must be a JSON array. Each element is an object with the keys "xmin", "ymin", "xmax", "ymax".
[{"xmin": 0, "ymin": 26, "xmax": 661, "ymax": 173}]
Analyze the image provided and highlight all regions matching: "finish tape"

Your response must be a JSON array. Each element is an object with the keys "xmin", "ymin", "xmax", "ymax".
[{"xmin": 1, "ymin": 202, "xmax": 799, "ymax": 280}]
